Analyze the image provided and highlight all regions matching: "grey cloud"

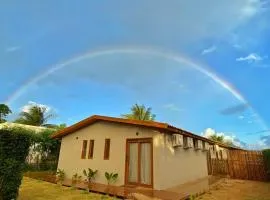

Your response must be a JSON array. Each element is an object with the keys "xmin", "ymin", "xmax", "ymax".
[
  {"xmin": 105, "ymin": 0, "xmax": 264, "ymax": 44},
  {"xmin": 219, "ymin": 103, "xmax": 250, "ymax": 115},
  {"xmin": 261, "ymin": 135, "xmax": 270, "ymax": 146}
]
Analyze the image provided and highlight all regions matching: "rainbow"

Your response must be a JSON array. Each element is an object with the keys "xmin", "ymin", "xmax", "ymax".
[{"xmin": 4, "ymin": 46, "xmax": 268, "ymax": 130}]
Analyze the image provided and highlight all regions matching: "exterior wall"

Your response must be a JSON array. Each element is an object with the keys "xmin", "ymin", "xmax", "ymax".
[
  {"xmin": 57, "ymin": 121, "xmax": 162, "ymax": 187},
  {"xmin": 155, "ymin": 134, "xmax": 209, "ymax": 190}
]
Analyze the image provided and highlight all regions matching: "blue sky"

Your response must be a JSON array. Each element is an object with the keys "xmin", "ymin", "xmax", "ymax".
[{"xmin": 1, "ymin": 0, "xmax": 270, "ymax": 149}]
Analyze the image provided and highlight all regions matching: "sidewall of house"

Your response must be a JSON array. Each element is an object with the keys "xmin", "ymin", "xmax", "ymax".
[
  {"xmin": 57, "ymin": 121, "xmax": 162, "ymax": 187},
  {"xmin": 156, "ymin": 134, "xmax": 208, "ymax": 190}
]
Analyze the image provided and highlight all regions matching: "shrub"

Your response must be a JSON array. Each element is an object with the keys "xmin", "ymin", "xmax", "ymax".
[
  {"xmin": 262, "ymin": 149, "xmax": 270, "ymax": 180},
  {"xmin": 0, "ymin": 127, "xmax": 32, "ymax": 200},
  {"xmin": 71, "ymin": 173, "xmax": 82, "ymax": 188},
  {"xmin": 83, "ymin": 168, "xmax": 98, "ymax": 192},
  {"xmin": 56, "ymin": 169, "xmax": 65, "ymax": 185},
  {"xmin": 105, "ymin": 172, "xmax": 118, "ymax": 185}
]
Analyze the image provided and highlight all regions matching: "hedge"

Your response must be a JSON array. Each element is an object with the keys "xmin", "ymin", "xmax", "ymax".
[
  {"xmin": 0, "ymin": 127, "xmax": 33, "ymax": 200},
  {"xmin": 262, "ymin": 149, "xmax": 270, "ymax": 180}
]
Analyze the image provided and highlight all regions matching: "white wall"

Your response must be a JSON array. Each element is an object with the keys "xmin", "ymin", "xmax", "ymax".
[
  {"xmin": 155, "ymin": 134, "xmax": 208, "ymax": 190},
  {"xmin": 57, "ymin": 121, "xmax": 161, "ymax": 187}
]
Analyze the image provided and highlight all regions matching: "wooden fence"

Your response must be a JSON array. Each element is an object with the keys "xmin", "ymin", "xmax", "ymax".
[{"xmin": 208, "ymin": 150, "xmax": 269, "ymax": 181}]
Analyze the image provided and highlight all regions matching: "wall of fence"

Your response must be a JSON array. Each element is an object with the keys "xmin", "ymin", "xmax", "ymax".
[{"xmin": 208, "ymin": 149, "xmax": 269, "ymax": 181}]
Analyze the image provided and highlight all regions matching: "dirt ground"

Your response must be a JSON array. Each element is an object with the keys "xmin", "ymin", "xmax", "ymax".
[{"xmin": 198, "ymin": 179, "xmax": 270, "ymax": 200}]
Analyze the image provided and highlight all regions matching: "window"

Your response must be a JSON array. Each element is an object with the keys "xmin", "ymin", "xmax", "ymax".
[
  {"xmin": 81, "ymin": 140, "xmax": 88, "ymax": 159},
  {"xmin": 202, "ymin": 141, "xmax": 206, "ymax": 149},
  {"xmin": 183, "ymin": 136, "xmax": 188, "ymax": 148},
  {"xmin": 88, "ymin": 140, "xmax": 94, "ymax": 159},
  {"xmin": 104, "ymin": 139, "xmax": 111, "ymax": 160}
]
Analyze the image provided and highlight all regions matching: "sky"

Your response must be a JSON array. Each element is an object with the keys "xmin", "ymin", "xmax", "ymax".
[{"xmin": 1, "ymin": 0, "xmax": 270, "ymax": 149}]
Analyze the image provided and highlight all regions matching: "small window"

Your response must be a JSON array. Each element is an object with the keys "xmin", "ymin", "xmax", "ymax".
[
  {"xmin": 183, "ymin": 136, "xmax": 188, "ymax": 147},
  {"xmin": 88, "ymin": 140, "xmax": 95, "ymax": 159},
  {"xmin": 202, "ymin": 141, "xmax": 206, "ymax": 149},
  {"xmin": 81, "ymin": 140, "xmax": 88, "ymax": 159},
  {"xmin": 219, "ymin": 150, "xmax": 223, "ymax": 160},
  {"xmin": 104, "ymin": 139, "xmax": 111, "ymax": 160}
]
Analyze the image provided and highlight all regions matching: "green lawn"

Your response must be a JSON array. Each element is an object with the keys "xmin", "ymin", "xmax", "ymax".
[{"xmin": 19, "ymin": 177, "xmax": 118, "ymax": 200}]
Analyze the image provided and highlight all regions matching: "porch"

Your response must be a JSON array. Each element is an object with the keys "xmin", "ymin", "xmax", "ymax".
[{"xmin": 62, "ymin": 179, "xmax": 189, "ymax": 200}]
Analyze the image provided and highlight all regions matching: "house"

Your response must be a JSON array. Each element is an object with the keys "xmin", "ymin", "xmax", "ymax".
[{"xmin": 52, "ymin": 115, "xmax": 235, "ymax": 190}]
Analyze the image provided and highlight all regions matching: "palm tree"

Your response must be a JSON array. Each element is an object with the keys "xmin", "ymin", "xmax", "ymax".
[
  {"xmin": 121, "ymin": 103, "xmax": 156, "ymax": 121},
  {"xmin": 15, "ymin": 105, "xmax": 54, "ymax": 127},
  {"xmin": 209, "ymin": 134, "xmax": 224, "ymax": 143},
  {"xmin": 209, "ymin": 134, "xmax": 233, "ymax": 146},
  {"xmin": 0, "ymin": 104, "xmax": 12, "ymax": 123}
]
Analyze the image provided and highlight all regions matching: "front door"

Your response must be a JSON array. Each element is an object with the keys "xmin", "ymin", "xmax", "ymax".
[{"xmin": 125, "ymin": 138, "xmax": 153, "ymax": 187}]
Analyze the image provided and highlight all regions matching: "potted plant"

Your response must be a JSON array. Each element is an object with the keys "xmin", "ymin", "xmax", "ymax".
[
  {"xmin": 71, "ymin": 173, "xmax": 82, "ymax": 188},
  {"xmin": 83, "ymin": 168, "xmax": 98, "ymax": 192},
  {"xmin": 105, "ymin": 172, "xmax": 118, "ymax": 185},
  {"xmin": 56, "ymin": 169, "xmax": 65, "ymax": 186}
]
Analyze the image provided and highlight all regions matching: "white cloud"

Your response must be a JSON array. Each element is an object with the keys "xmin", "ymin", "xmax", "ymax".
[
  {"xmin": 164, "ymin": 104, "xmax": 183, "ymax": 112},
  {"xmin": 21, "ymin": 101, "xmax": 51, "ymax": 113},
  {"xmin": 6, "ymin": 46, "xmax": 21, "ymax": 52},
  {"xmin": 201, "ymin": 45, "xmax": 217, "ymax": 55},
  {"xmin": 202, "ymin": 128, "xmax": 235, "ymax": 144},
  {"xmin": 236, "ymin": 53, "xmax": 263, "ymax": 62},
  {"xmin": 238, "ymin": 115, "xmax": 245, "ymax": 119}
]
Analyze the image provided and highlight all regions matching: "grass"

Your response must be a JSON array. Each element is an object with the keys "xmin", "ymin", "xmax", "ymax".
[{"xmin": 19, "ymin": 177, "xmax": 119, "ymax": 200}]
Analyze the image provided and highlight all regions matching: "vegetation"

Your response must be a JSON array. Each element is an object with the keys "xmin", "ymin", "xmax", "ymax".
[
  {"xmin": 72, "ymin": 173, "xmax": 82, "ymax": 188},
  {"xmin": 0, "ymin": 104, "xmax": 12, "ymax": 123},
  {"xmin": 56, "ymin": 169, "xmax": 65, "ymax": 186},
  {"xmin": 83, "ymin": 168, "xmax": 98, "ymax": 192},
  {"xmin": 15, "ymin": 105, "xmax": 54, "ymax": 126},
  {"xmin": 121, "ymin": 103, "xmax": 156, "ymax": 121},
  {"xmin": 105, "ymin": 172, "xmax": 118, "ymax": 185},
  {"xmin": 0, "ymin": 127, "xmax": 32, "ymax": 200},
  {"xmin": 262, "ymin": 149, "xmax": 270, "ymax": 179},
  {"xmin": 19, "ymin": 177, "xmax": 117, "ymax": 200},
  {"xmin": 208, "ymin": 134, "xmax": 234, "ymax": 146}
]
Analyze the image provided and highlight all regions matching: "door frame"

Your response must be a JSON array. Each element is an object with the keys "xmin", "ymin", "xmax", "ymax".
[{"xmin": 124, "ymin": 138, "xmax": 154, "ymax": 188}]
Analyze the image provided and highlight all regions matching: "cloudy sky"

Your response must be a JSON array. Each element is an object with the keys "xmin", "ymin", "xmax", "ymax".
[{"xmin": 1, "ymin": 0, "xmax": 270, "ymax": 149}]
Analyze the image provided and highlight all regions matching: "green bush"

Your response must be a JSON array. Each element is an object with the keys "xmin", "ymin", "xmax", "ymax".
[
  {"xmin": 0, "ymin": 127, "xmax": 33, "ymax": 200},
  {"xmin": 262, "ymin": 149, "xmax": 270, "ymax": 180}
]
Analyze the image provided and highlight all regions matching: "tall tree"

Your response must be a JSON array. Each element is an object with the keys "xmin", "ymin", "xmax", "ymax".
[
  {"xmin": 0, "ymin": 104, "xmax": 12, "ymax": 123},
  {"xmin": 209, "ymin": 134, "xmax": 233, "ymax": 146},
  {"xmin": 15, "ymin": 105, "xmax": 54, "ymax": 126},
  {"xmin": 121, "ymin": 103, "xmax": 156, "ymax": 121}
]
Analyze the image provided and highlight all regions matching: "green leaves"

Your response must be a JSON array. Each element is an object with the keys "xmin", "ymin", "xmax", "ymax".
[
  {"xmin": 105, "ymin": 172, "xmax": 118, "ymax": 185},
  {"xmin": 83, "ymin": 168, "xmax": 98, "ymax": 183},
  {"xmin": 56, "ymin": 169, "xmax": 65, "ymax": 185},
  {"xmin": 0, "ymin": 104, "xmax": 12, "ymax": 123},
  {"xmin": 14, "ymin": 105, "xmax": 54, "ymax": 126},
  {"xmin": 0, "ymin": 128, "xmax": 32, "ymax": 200},
  {"xmin": 83, "ymin": 168, "xmax": 98, "ymax": 192},
  {"xmin": 121, "ymin": 103, "xmax": 156, "ymax": 121}
]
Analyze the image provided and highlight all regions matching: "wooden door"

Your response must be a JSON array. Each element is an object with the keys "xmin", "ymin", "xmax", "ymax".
[{"xmin": 125, "ymin": 138, "xmax": 153, "ymax": 187}]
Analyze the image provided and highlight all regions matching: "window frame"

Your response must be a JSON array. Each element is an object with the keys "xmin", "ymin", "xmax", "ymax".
[
  {"xmin": 81, "ymin": 140, "xmax": 88, "ymax": 159},
  {"xmin": 88, "ymin": 139, "xmax": 95, "ymax": 159},
  {"xmin": 104, "ymin": 138, "xmax": 111, "ymax": 160}
]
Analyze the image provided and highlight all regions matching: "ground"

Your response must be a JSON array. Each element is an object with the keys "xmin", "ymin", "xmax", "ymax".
[
  {"xmin": 19, "ymin": 177, "xmax": 270, "ymax": 200},
  {"xmin": 19, "ymin": 177, "xmax": 117, "ymax": 200},
  {"xmin": 199, "ymin": 179, "xmax": 270, "ymax": 200}
]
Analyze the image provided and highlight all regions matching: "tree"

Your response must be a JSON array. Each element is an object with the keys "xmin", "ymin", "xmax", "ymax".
[
  {"xmin": 121, "ymin": 103, "xmax": 156, "ymax": 121},
  {"xmin": 14, "ymin": 105, "xmax": 54, "ymax": 126},
  {"xmin": 0, "ymin": 104, "xmax": 12, "ymax": 123},
  {"xmin": 209, "ymin": 134, "xmax": 233, "ymax": 146}
]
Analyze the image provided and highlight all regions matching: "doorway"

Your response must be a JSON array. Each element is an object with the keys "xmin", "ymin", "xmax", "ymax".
[{"xmin": 125, "ymin": 138, "xmax": 153, "ymax": 187}]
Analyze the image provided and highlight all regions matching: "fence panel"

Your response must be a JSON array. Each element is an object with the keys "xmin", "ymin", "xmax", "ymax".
[{"xmin": 228, "ymin": 150, "xmax": 268, "ymax": 181}]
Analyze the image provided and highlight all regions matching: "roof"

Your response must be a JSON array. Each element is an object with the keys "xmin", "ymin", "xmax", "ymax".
[
  {"xmin": 0, "ymin": 122, "xmax": 52, "ymax": 133},
  {"xmin": 51, "ymin": 115, "xmax": 240, "ymax": 149}
]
